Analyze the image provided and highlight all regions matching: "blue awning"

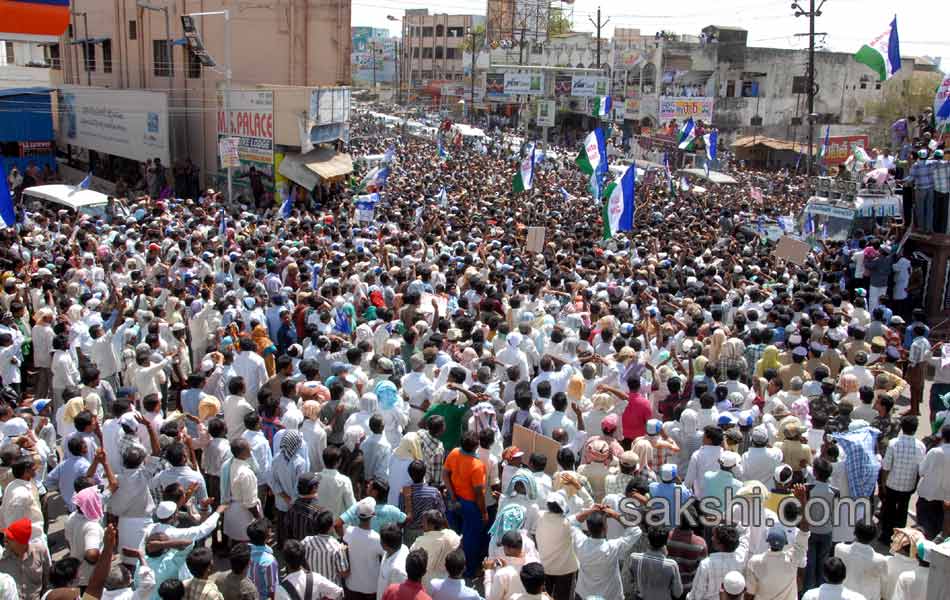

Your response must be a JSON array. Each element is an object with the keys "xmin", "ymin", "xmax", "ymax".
[{"xmin": 0, "ymin": 88, "xmax": 54, "ymax": 142}]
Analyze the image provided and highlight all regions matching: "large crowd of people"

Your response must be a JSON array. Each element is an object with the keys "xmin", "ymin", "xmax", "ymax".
[{"xmin": 0, "ymin": 107, "xmax": 948, "ymax": 600}]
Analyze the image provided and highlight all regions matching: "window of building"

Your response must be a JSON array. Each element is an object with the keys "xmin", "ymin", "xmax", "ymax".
[
  {"xmin": 435, "ymin": 46, "xmax": 444, "ymax": 59},
  {"xmin": 129, "ymin": 20, "xmax": 137, "ymax": 40},
  {"xmin": 47, "ymin": 44, "xmax": 61, "ymax": 69},
  {"xmin": 855, "ymin": 108, "xmax": 865, "ymax": 123},
  {"xmin": 446, "ymin": 47, "xmax": 458, "ymax": 59},
  {"xmin": 435, "ymin": 25, "xmax": 444, "ymax": 37},
  {"xmin": 532, "ymin": 42, "xmax": 543, "ymax": 54},
  {"xmin": 447, "ymin": 27, "xmax": 464, "ymax": 37},
  {"xmin": 741, "ymin": 80, "xmax": 759, "ymax": 97},
  {"xmin": 153, "ymin": 39, "xmax": 172, "ymax": 77},
  {"xmin": 422, "ymin": 47, "xmax": 433, "ymax": 59},
  {"xmin": 875, "ymin": 81, "xmax": 881, "ymax": 90},
  {"xmin": 725, "ymin": 80, "xmax": 735, "ymax": 97},
  {"xmin": 3, "ymin": 42, "xmax": 13, "ymax": 65},
  {"xmin": 67, "ymin": 24, "xmax": 73, "ymax": 38},
  {"xmin": 422, "ymin": 26, "xmax": 433, "ymax": 37},
  {"xmin": 412, "ymin": 47, "xmax": 420, "ymax": 58},
  {"xmin": 82, "ymin": 42, "xmax": 96, "ymax": 71},
  {"xmin": 187, "ymin": 47, "xmax": 202, "ymax": 78},
  {"xmin": 422, "ymin": 70, "xmax": 433, "ymax": 79},
  {"xmin": 455, "ymin": 73, "xmax": 463, "ymax": 81},
  {"xmin": 859, "ymin": 75, "xmax": 870, "ymax": 90},
  {"xmin": 102, "ymin": 39, "xmax": 112, "ymax": 73}
]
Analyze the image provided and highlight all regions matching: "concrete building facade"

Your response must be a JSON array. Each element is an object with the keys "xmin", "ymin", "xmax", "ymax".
[
  {"xmin": 49, "ymin": 0, "xmax": 350, "ymax": 186},
  {"xmin": 400, "ymin": 10, "xmax": 484, "ymax": 93}
]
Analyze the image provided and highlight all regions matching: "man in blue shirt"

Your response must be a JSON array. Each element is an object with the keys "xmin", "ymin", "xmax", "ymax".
[
  {"xmin": 429, "ymin": 547, "xmax": 482, "ymax": 600},
  {"xmin": 702, "ymin": 451, "xmax": 742, "ymax": 516}
]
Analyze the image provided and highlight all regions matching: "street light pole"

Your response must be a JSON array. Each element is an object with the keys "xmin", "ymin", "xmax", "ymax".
[
  {"xmin": 468, "ymin": 27, "xmax": 477, "ymax": 124},
  {"xmin": 188, "ymin": 9, "xmax": 231, "ymax": 203},
  {"xmin": 138, "ymin": 2, "xmax": 173, "ymax": 154}
]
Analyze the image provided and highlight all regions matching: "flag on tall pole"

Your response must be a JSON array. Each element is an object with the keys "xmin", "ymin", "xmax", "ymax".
[
  {"xmin": 218, "ymin": 208, "xmax": 227, "ymax": 237},
  {"xmin": 853, "ymin": 16, "xmax": 902, "ymax": 81},
  {"xmin": 677, "ymin": 117, "xmax": 696, "ymax": 150},
  {"xmin": 575, "ymin": 128, "xmax": 607, "ymax": 175},
  {"xmin": 78, "ymin": 172, "xmax": 92, "ymax": 189},
  {"xmin": 513, "ymin": 146, "xmax": 535, "ymax": 192},
  {"xmin": 0, "ymin": 159, "xmax": 15, "ymax": 227},
  {"xmin": 602, "ymin": 163, "xmax": 636, "ymax": 239},
  {"xmin": 703, "ymin": 129, "xmax": 718, "ymax": 176},
  {"xmin": 663, "ymin": 152, "xmax": 675, "ymax": 198},
  {"xmin": 280, "ymin": 188, "xmax": 293, "ymax": 219},
  {"xmin": 437, "ymin": 139, "xmax": 449, "ymax": 160},
  {"xmin": 817, "ymin": 125, "xmax": 831, "ymax": 174}
]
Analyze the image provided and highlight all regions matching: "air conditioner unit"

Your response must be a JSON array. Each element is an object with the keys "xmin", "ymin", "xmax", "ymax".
[
  {"xmin": 750, "ymin": 116, "xmax": 762, "ymax": 126},
  {"xmin": 791, "ymin": 117, "xmax": 802, "ymax": 126}
]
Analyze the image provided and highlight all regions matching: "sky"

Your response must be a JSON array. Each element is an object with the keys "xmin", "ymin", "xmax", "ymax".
[{"xmin": 351, "ymin": 0, "xmax": 950, "ymax": 70}]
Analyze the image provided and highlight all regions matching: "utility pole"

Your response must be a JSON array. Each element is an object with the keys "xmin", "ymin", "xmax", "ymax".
[
  {"xmin": 588, "ymin": 6, "xmax": 609, "ymax": 126},
  {"xmin": 793, "ymin": 0, "xmax": 826, "ymax": 176},
  {"xmin": 371, "ymin": 41, "xmax": 377, "ymax": 91},
  {"xmin": 467, "ymin": 26, "xmax": 478, "ymax": 124}
]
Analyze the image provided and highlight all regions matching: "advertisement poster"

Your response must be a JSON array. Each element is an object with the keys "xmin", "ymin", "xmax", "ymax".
[
  {"xmin": 571, "ymin": 76, "xmax": 609, "ymax": 98},
  {"xmin": 219, "ymin": 137, "xmax": 240, "ymax": 168},
  {"xmin": 623, "ymin": 93, "xmax": 641, "ymax": 120},
  {"xmin": 554, "ymin": 75, "xmax": 573, "ymax": 97},
  {"xmin": 536, "ymin": 100, "xmax": 556, "ymax": 127},
  {"xmin": 217, "ymin": 90, "xmax": 275, "ymax": 195},
  {"xmin": 936, "ymin": 75, "xmax": 950, "ymax": 130},
  {"xmin": 57, "ymin": 86, "xmax": 170, "ymax": 164},
  {"xmin": 485, "ymin": 73, "xmax": 505, "ymax": 97},
  {"xmin": 503, "ymin": 72, "xmax": 544, "ymax": 95},
  {"xmin": 822, "ymin": 135, "xmax": 870, "ymax": 166},
  {"xmin": 658, "ymin": 97, "xmax": 715, "ymax": 122}
]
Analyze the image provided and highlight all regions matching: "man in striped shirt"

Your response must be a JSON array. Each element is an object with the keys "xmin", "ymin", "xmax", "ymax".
[
  {"xmin": 666, "ymin": 512, "xmax": 707, "ymax": 597},
  {"xmin": 627, "ymin": 526, "xmax": 684, "ymax": 600},
  {"xmin": 301, "ymin": 510, "xmax": 350, "ymax": 588},
  {"xmin": 398, "ymin": 460, "xmax": 446, "ymax": 547},
  {"xmin": 247, "ymin": 519, "xmax": 279, "ymax": 600}
]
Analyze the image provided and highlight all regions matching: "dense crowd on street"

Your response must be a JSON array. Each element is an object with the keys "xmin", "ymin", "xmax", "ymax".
[{"xmin": 0, "ymin": 106, "xmax": 948, "ymax": 600}]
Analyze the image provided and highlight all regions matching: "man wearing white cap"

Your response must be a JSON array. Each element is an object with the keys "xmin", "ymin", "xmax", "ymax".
[
  {"xmin": 647, "ymin": 464, "xmax": 692, "ymax": 527},
  {"xmin": 720, "ymin": 571, "xmax": 746, "ymax": 600},
  {"xmin": 741, "ymin": 426, "xmax": 783, "ymax": 489},
  {"xmin": 637, "ymin": 419, "xmax": 680, "ymax": 472}
]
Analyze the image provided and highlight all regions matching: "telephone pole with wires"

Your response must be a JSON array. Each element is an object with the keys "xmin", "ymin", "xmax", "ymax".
[
  {"xmin": 792, "ymin": 0, "xmax": 827, "ymax": 176},
  {"xmin": 588, "ymin": 6, "xmax": 609, "ymax": 126}
]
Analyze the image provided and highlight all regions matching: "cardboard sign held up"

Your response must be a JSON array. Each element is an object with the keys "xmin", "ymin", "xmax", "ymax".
[
  {"xmin": 773, "ymin": 236, "xmax": 810, "ymax": 266},
  {"xmin": 525, "ymin": 226, "xmax": 546, "ymax": 254},
  {"xmin": 512, "ymin": 424, "xmax": 561, "ymax": 475}
]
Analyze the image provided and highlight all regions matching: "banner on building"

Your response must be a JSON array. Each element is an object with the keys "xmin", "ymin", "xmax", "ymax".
[
  {"xmin": 659, "ymin": 97, "xmax": 714, "ymax": 122},
  {"xmin": 57, "ymin": 86, "xmax": 170, "ymax": 164},
  {"xmin": 554, "ymin": 75, "xmax": 573, "ymax": 97},
  {"xmin": 485, "ymin": 73, "xmax": 506, "ymax": 97},
  {"xmin": 536, "ymin": 100, "xmax": 556, "ymax": 127},
  {"xmin": 822, "ymin": 135, "xmax": 870, "ymax": 166},
  {"xmin": 616, "ymin": 48, "xmax": 654, "ymax": 69},
  {"xmin": 217, "ymin": 89, "xmax": 275, "ymax": 194},
  {"xmin": 571, "ymin": 76, "xmax": 609, "ymax": 97},
  {"xmin": 504, "ymin": 72, "xmax": 544, "ymax": 95},
  {"xmin": 935, "ymin": 75, "xmax": 950, "ymax": 129}
]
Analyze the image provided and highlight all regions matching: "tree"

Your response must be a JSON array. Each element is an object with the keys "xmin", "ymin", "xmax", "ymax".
[
  {"xmin": 548, "ymin": 8, "xmax": 572, "ymax": 37},
  {"xmin": 865, "ymin": 71, "xmax": 942, "ymax": 146}
]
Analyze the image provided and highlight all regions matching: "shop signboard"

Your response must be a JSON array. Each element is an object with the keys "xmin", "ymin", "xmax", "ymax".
[
  {"xmin": 217, "ymin": 89, "xmax": 275, "ymax": 194},
  {"xmin": 658, "ymin": 96, "xmax": 714, "ymax": 122},
  {"xmin": 822, "ymin": 135, "xmax": 870, "ymax": 166},
  {"xmin": 554, "ymin": 74, "xmax": 573, "ymax": 97},
  {"xmin": 504, "ymin": 72, "xmax": 544, "ymax": 95},
  {"xmin": 57, "ymin": 86, "xmax": 170, "ymax": 164},
  {"xmin": 571, "ymin": 76, "xmax": 609, "ymax": 97},
  {"xmin": 485, "ymin": 73, "xmax": 506, "ymax": 97},
  {"xmin": 536, "ymin": 100, "xmax": 556, "ymax": 127}
]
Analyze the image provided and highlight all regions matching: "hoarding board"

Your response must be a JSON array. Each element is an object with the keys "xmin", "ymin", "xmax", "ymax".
[
  {"xmin": 658, "ymin": 96, "xmax": 714, "ymax": 122},
  {"xmin": 217, "ymin": 90, "xmax": 275, "ymax": 195}
]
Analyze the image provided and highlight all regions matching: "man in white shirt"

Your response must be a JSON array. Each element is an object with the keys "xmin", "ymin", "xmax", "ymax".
[
  {"xmin": 30, "ymin": 308, "xmax": 54, "ymax": 399},
  {"xmin": 833, "ymin": 522, "xmax": 886, "ymax": 600},
  {"xmin": 344, "ymin": 498, "xmax": 385, "ymax": 599},
  {"xmin": 401, "ymin": 354, "xmax": 434, "ymax": 429},
  {"xmin": 880, "ymin": 417, "xmax": 926, "ymax": 543},
  {"xmin": 223, "ymin": 377, "xmax": 255, "ymax": 442},
  {"xmin": 741, "ymin": 426, "xmax": 784, "ymax": 489},
  {"xmin": 377, "ymin": 524, "xmax": 408, "ymax": 600},
  {"xmin": 689, "ymin": 524, "xmax": 749, "ymax": 600},
  {"xmin": 684, "ymin": 426, "xmax": 724, "ymax": 497},
  {"xmin": 874, "ymin": 148, "xmax": 895, "ymax": 171},
  {"xmin": 915, "ymin": 425, "xmax": 950, "ymax": 539},
  {"xmin": 569, "ymin": 505, "xmax": 641, "ymax": 600},
  {"xmin": 534, "ymin": 492, "xmax": 578, "ymax": 600},
  {"xmin": 316, "ymin": 446, "xmax": 356, "ymax": 519},
  {"xmin": 233, "ymin": 338, "xmax": 269, "ymax": 406},
  {"xmin": 801, "ymin": 556, "xmax": 868, "ymax": 600}
]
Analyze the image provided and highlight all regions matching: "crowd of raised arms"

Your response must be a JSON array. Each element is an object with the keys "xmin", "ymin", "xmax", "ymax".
[{"xmin": 0, "ymin": 109, "xmax": 948, "ymax": 600}]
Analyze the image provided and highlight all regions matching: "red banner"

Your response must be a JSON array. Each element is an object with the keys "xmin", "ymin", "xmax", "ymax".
[{"xmin": 822, "ymin": 135, "xmax": 869, "ymax": 166}]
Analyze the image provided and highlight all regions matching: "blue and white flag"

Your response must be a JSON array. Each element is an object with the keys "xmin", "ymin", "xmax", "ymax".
[
  {"xmin": 383, "ymin": 145, "xmax": 396, "ymax": 165},
  {"xmin": 437, "ymin": 139, "xmax": 448, "ymax": 159},
  {"xmin": 679, "ymin": 176, "xmax": 690, "ymax": 192},
  {"xmin": 703, "ymin": 130, "xmax": 718, "ymax": 176},
  {"xmin": 436, "ymin": 186, "xmax": 448, "ymax": 207},
  {"xmin": 280, "ymin": 188, "xmax": 293, "ymax": 219},
  {"xmin": 77, "ymin": 172, "xmax": 92, "ymax": 190},
  {"xmin": 218, "ymin": 208, "xmax": 227, "ymax": 237},
  {"xmin": 677, "ymin": 117, "xmax": 696, "ymax": 150},
  {"xmin": 559, "ymin": 187, "xmax": 572, "ymax": 202},
  {"xmin": 360, "ymin": 165, "xmax": 390, "ymax": 191},
  {"xmin": 602, "ymin": 163, "xmax": 636, "ymax": 239},
  {"xmin": 663, "ymin": 152, "xmax": 674, "ymax": 194},
  {"xmin": 804, "ymin": 211, "xmax": 815, "ymax": 236},
  {"xmin": 0, "ymin": 159, "xmax": 15, "ymax": 227}
]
